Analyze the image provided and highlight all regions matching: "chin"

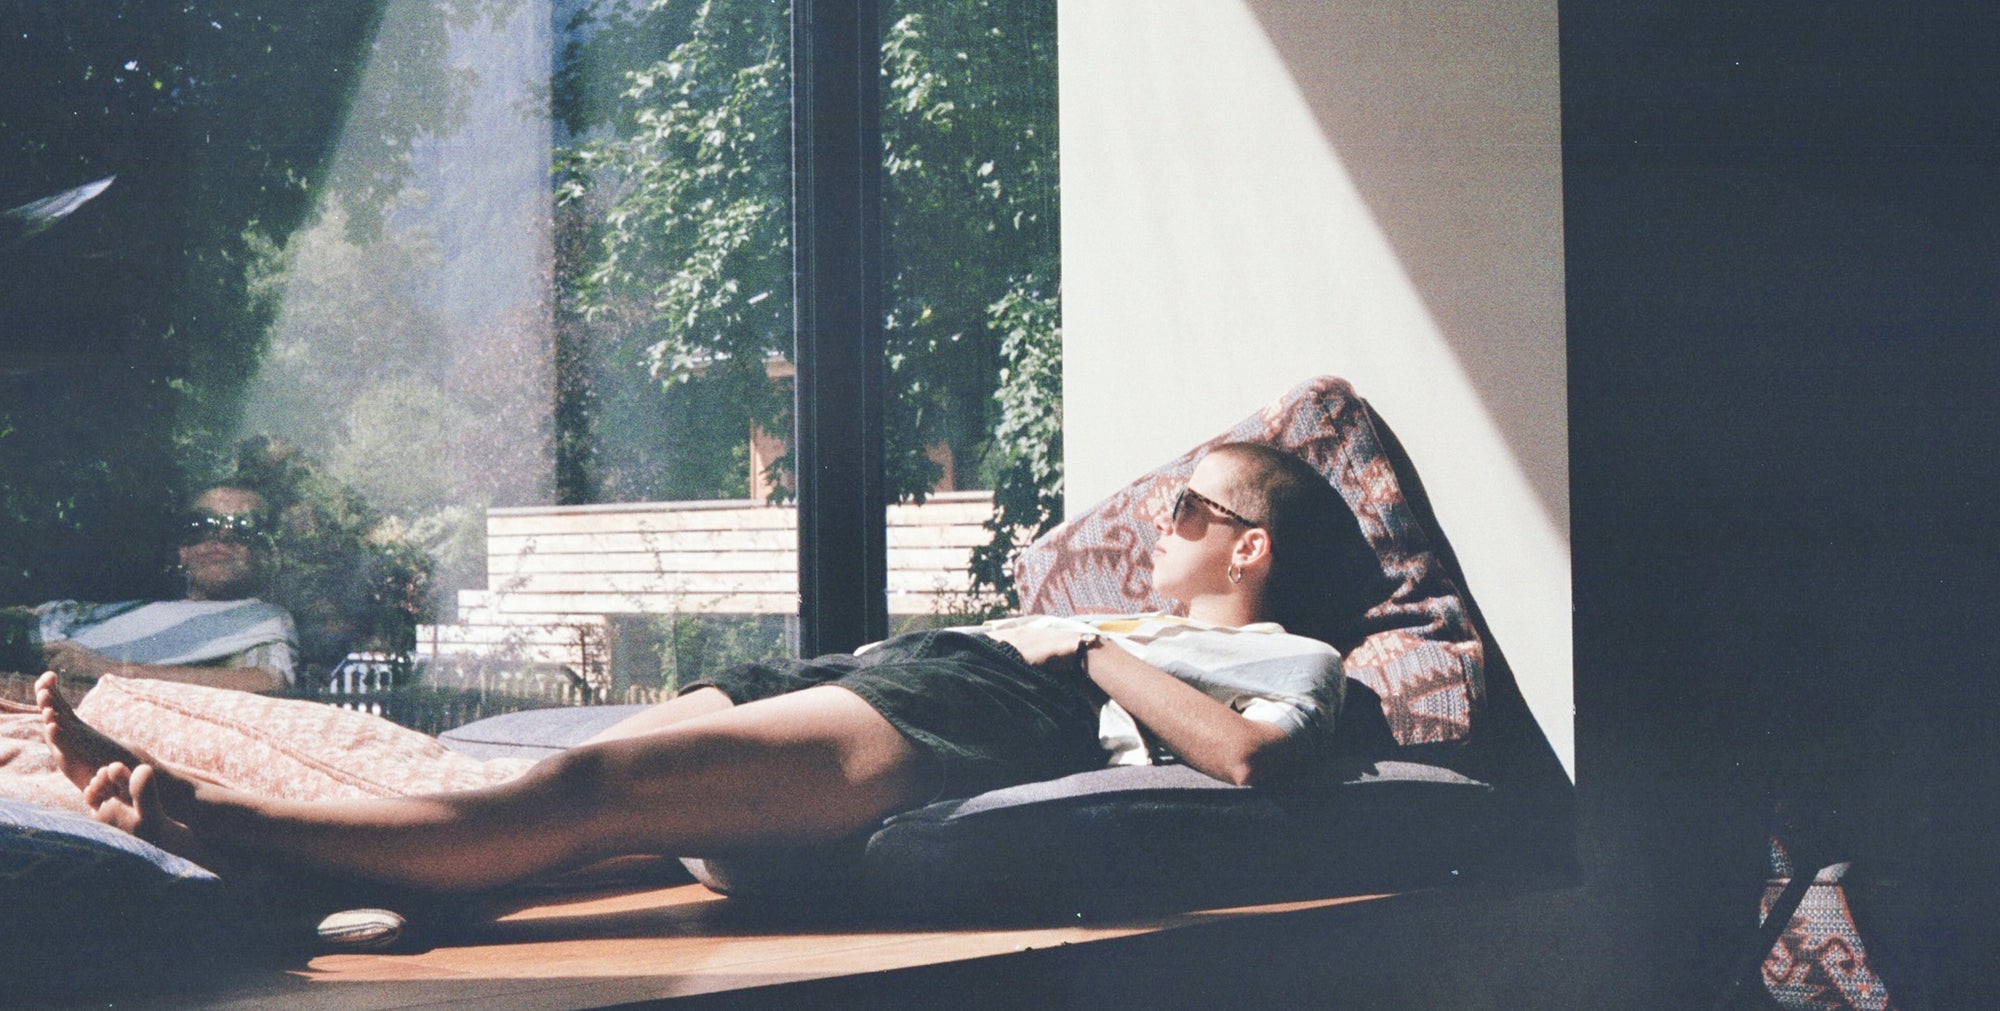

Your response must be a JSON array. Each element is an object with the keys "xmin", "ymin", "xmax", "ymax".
[{"xmin": 191, "ymin": 572, "xmax": 255, "ymax": 599}]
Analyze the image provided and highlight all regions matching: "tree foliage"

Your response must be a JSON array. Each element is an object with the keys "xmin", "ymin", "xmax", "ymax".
[
  {"xmin": 0, "ymin": 1, "xmax": 502, "ymax": 602},
  {"xmin": 552, "ymin": 0, "xmax": 791, "ymax": 503},
  {"xmin": 2, "ymin": 0, "xmax": 1064, "ymax": 620},
  {"xmin": 554, "ymin": 0, "xmax": 1063, "ymax": 592}
]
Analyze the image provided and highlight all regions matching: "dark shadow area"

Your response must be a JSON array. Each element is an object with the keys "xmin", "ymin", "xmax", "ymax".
[
  {"xmin": 642, "ymin": 889, "xmax": 1595, "ymax": 1010},
  {"xmin": 1181, "ymin": 5, "xmax": 2000, "ymax": 1006},
  {"xmin": 1561, "ymin": 4, "xmax": 2000, "ymax": 1006},
  {"xmin": 1243, "ymin": 0, "xmax": 1570, "ymax": 537},
  {"xmin": 1363, "ymin": 400, "xmax": 1577, "ymax": 883}
]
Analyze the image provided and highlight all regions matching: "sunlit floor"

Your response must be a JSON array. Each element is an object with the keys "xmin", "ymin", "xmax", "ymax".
[{"xmin": 31, "ymin": 881, "xmax": 1397, "ymax": 1010}]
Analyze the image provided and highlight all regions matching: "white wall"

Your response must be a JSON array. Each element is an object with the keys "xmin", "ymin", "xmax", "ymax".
[{"xmin": 1060, "ymin": 1, "xmax": 1572, "ymax": 775}]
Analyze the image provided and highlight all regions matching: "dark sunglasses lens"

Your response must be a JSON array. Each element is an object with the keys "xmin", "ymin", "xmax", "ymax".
[
  {"xmin": 182, "ymin": 513, "xmax": 265, "ymax": 545},
  {"xmin": 1168, "ymin": 489, "xmax": 1199, "ymax": 531}
]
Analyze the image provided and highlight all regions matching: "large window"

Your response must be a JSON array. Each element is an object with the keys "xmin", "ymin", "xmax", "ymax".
[{"xmin": 0, "ymin": 1, "xmax": 1059, "ymax": 715}]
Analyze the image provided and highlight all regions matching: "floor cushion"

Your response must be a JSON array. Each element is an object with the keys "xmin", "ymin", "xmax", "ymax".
[
  {"xmin": 0, "ymin": 796, "xmax": 226, "ymax": 941},
  {"xmin": 436, "ymin": 376, "xmax": 1573, "ymax": 915},
  {"xmin": 436, "ymin": 698, "xmax": 1507, "ymax": 919},
  {"xmin": 682, "ymin": 759, "xmax": 1499, "ymax": 921}
]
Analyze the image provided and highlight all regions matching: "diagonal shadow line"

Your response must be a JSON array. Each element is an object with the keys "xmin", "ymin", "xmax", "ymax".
[{"xmin": 1239, "ymin": 0, "xmax": 1570, "ymax": 539}]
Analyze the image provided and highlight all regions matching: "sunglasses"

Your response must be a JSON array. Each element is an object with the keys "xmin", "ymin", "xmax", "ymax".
[
  {"xmin": 1166, "ymin": 486, "xmax": 1258, "ymax": 533},
  {"xmin": 180, "ymin": 510, "xmax": 272, "ymax": 548}
]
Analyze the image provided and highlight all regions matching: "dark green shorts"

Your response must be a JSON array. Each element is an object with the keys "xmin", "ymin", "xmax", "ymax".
[{"xmin": 688, "ymin": 630, "xmax": 1109, "ymax": 801}]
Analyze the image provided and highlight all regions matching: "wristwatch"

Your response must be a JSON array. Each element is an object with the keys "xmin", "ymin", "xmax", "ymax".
[{"xmin": 1075, "ymin": 631, "xmax": 1105, "ymax": 676}]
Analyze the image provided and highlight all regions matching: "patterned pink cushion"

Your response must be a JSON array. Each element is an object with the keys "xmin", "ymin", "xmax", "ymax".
[
  {"xmin": 70, "ymin": 676, "xmax": 533, "ymax": 804},
  {"xmin": 1014, "ymin": 376, "xmax": 1484, "ymax": 746}
]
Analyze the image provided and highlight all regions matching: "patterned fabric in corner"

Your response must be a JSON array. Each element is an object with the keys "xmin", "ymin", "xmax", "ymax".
[
  {"xmin": 1761, "ymin": 835, "xmax": 1900, "ymax": 1011},
  {"xmin": 1013, "ymin": 376, "xmax": 1484, "ymax": 747}
]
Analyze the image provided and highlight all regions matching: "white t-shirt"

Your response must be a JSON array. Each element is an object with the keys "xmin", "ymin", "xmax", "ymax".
[{"xmin": 978, "ymin": 612, "xmax": 1345, "ymax": 765}]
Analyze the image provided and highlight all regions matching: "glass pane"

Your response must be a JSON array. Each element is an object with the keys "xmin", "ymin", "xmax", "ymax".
[
  {"xmin": 0, "ymin": 1, "xmax": 796, "ymax": 723},
  {"xmin": 878, "ymin": 0, "xmax": 1062, "ymax": 631}
]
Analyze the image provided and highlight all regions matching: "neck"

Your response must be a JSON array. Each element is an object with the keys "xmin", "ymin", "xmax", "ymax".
[
  {"xmin": 1184, "ymin": 589, "xmax": 1267, "ymax": 629},
  {"xmin": 188, "ymin": 583, "xmax": 251, "ymax": 603}
]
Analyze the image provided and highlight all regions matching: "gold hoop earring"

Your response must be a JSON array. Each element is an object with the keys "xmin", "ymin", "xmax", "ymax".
[{"xmin": 1227, "ymin": 563, "xmax": 1243, "ymax": 584}]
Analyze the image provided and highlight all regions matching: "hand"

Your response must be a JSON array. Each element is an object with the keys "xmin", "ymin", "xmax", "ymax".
[
  {"xmin": 41, "ymin": 640, "xmax": 123, "ymax": 681},
  {"xmin": 980, "ymin": 626, "xmax": 1089, "ymax": 673}
]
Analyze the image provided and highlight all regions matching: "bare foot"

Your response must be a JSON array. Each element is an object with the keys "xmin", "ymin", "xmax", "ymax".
[
  {"xmin": 35, "ymin": 671, "xmax": 152, "ymax": 791},
  {"xmin": 83, "ymin": 761, "xmax": 230, "ymax": 871},
  {"xmin": 81, "ymin": 761, "xmax": 149, "ymax": 837}
]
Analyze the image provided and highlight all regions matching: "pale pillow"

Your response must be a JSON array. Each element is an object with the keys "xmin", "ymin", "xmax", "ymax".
[
  {"xmin": 0, "ymin": 712, "xmax": 85, "ymax": 812},
  {"xmin": 72, "ymin": 676, "xmax": 533, "ymax": 802}
]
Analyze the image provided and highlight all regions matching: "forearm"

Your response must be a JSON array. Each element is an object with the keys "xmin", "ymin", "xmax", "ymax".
[
  {"xmin": 43, "ymin": 640, "xmax": 286, "ymax": 692},
  {"xmin": 1084, "ymin": 643, "xmax": 1295, "ymax": 786},
  {"xmin": 105, "ymin": 662, "xmax": 286, "ymax": 693}
]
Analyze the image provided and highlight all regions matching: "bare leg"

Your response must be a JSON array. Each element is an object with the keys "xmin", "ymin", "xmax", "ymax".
[
  {"xmin": 49, "ymin": 685, "xmax": 932, "ymax": 893},
  {"xmin": 81, "ymin": 761, "xmax": 239, "ymax": 873},
  {"xmin": 581, "ymin": 685, "xmax": 735, "ymax": 745}
]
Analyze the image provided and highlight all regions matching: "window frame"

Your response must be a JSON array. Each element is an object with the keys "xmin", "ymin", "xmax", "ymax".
[{"xmin": 790, "ymin": 0, "xmax": 888, "ymax": 656}]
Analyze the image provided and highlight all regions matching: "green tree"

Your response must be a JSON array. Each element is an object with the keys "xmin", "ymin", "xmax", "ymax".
[
  {"xmin": 553, "ymin": 0, "xmax": 792, "ymax": 504},
  {"xmin": 0, "ymin": 1, "xmax": 506, "ymax": 602},
  {"xmin": 882, "ymin": 3, "xmax": 1063, "ymax": 598},
  {"xmin": 553, "ymin": 0, "xmax": 1062, "ymax": 595}
]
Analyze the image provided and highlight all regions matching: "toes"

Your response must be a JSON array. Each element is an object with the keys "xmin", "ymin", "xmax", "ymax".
[
  {"xmin": 128, "ymin": 764, "xmax": 157, "ymax": 817},
  {"xmin": 33, "ymin": 671, "xmax": 59, "ymax": 707},
  {"xmin": 36, "ymin": 673, "xmax": 76, "ymax": 721},
  {"xmin": 83, "ymin": 761, "xmax": 131, "ymax": 807}
]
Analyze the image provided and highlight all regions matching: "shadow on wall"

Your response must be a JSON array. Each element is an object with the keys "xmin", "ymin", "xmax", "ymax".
[{"xmin": 1243, "ymin": 0, "xmax": 1568, "ymax": 538}]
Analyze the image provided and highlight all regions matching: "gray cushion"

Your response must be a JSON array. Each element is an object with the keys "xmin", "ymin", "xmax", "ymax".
[
  {"xmin": 684, "ymin": 759, "xmax": 1499, "ymax": 920},
  {"xmin": 0, "ymin": 796, "xmax": 218, "ymax": 890},
  {"xmin": 0, "ymin": 797, "xmax": 426, "ymax": 951},
  {"xmin": 442, "ymin": 706, "xmax": 1511, "ymax": 919},
  {"xmin": 0, "ymin": 797, "xmax": 237, "ymax": 943},
  {"xmin": 436, "ymin": 704, "xmax": 650, "ymax": 759}
]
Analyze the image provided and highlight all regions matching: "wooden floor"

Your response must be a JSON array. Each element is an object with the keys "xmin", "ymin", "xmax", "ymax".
[{"xmin": 69, "ymin": 882, "xmax": 1395, "ymax": 1010}]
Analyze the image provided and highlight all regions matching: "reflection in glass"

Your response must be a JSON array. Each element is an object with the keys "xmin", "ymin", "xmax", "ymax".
[
  {"xmin": 1, "ymin": 2, "xmax": 806, "ymax": 716},
  {"xmin": 1, "ymin": 1, "xmax": 1061, "ymax": 720},
  {"xmin": 880, "ymin": 1, "xmax": 1062, "ymax": 626}
]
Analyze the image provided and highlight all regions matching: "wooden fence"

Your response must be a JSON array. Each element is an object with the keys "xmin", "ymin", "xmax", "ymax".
[{"xmin": 416, "ymin": 492, "xmax": 1000, "ymax": 684}]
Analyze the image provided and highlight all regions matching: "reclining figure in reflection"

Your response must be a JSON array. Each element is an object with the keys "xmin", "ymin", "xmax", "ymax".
[
  {"xmin": 31, "ymin": 444, "xmax": 1374, "ymax": 892},
  {"xmin": 6, "ymin": 485, "xmax": 298, "ymax": 693}
]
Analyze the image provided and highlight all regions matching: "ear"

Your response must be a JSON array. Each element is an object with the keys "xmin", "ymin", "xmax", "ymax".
[{"xmin": 1232, "ymin": 527, "xmax": 1272, "ymax": 571}]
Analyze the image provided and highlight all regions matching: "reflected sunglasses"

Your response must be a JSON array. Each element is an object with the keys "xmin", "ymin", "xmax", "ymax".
[
  {"xmin": 179, "ymin": 510, "xmax": 272, "ymax": 548},
  {"xmin": 1166, "ymin": 486, "xmax": 1258, "ymax": 532}
]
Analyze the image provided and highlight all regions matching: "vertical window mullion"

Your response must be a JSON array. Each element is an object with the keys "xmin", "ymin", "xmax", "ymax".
[{"xmin": 791, "ymin": 0, "xmax": 885, "ymax": 656}]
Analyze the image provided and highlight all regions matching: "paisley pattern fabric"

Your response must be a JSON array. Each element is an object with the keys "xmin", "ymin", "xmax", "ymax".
[
  {"xmin": 1761, "ymin": 835, "xmax": 1900, "ymax": 1010},
  {"xmin": 1014, "ymin": 376, "xmax": 1484, "ymax": 746},
  {"xmin": 59, "ymin": 675, "xmax": 533, "ymax": 808}
]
